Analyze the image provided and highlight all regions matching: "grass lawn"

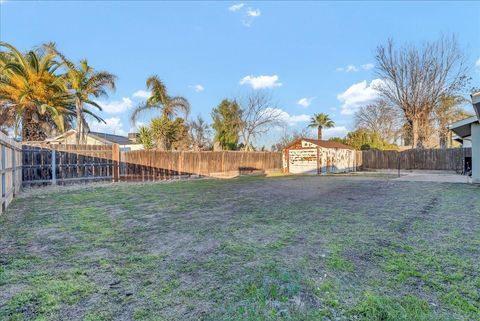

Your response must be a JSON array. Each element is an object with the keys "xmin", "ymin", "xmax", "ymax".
[{"xmin": 1, "ymin": 176, "xmax": 479, "ymax": 321}]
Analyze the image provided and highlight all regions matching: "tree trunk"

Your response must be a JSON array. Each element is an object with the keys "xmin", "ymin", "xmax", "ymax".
[
  {"xmin": 156, "ymin": 136, "xmax": 167, "ymax": 151},
  {"xmin": 75, "ymin": 98, "xmax": 82, "ymax": 144},
  {"xmin": 439, "ymin": 130, "xmax": 448, "ymax": 149},
  {"xmin": 22, "ymin": 112, "xmax": 48, "ymax": 141},
  {"xmin": 411, "ymin": 118, "xmax": 419, "ymax": 149},
  {"xmin": 317, "ymin": 126, "xmax": 323, "ymax": 140}
]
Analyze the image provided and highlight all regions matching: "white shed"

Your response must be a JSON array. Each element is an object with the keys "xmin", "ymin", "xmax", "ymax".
[{"xmin": 282, "ymin": 138, "xmax": 356, "ymax": 174}]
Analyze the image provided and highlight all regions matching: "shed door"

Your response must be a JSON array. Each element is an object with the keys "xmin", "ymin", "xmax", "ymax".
[{"xmin": 289, "ymin": 149, "xmax": 317, "ymax": 174}]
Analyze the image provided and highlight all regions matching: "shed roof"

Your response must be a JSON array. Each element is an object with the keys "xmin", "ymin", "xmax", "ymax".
[{"xmin": 285, "ymin": 138, "xmax": 354, "ymax": 150}]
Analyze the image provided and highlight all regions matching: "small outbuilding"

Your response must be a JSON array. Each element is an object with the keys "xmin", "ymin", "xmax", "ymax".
[{"xmin": 283, "ymin": 138, "xmax": 356, "ymax": 174}]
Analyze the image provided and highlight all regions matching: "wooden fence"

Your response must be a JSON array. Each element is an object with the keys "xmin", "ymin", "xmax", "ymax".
[
  {"xmin": 22, "ymin": 143, "xmax": 119, "ymax": 186},
  {"xmin": 120, "ymin": 150, "xmax": 283, "ymax": 181},
  {"xmin": 20, "ymin": 144, "xmax": 282, "ymax": 185},
  {"xmin": 0, "ymin": 132, "xmax": 22, "ymax": 213},
  {"xmin": 359, "ymin": 148, "xmax": 471, "ymax": 171}
]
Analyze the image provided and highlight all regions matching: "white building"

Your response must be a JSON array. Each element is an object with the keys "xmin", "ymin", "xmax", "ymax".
[
  {"xmin": 449, "ymin": 92, "xmax": 480, "ymax": 183},
  {"xmin": 282, "ymin": 138, "xmax": 356, "ymax": 174}
]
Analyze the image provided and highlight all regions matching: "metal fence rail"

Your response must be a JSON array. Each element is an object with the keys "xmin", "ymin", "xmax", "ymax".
[{"xmin": 22, "ymin": 143, "xmax": 117, "ymax": 186}]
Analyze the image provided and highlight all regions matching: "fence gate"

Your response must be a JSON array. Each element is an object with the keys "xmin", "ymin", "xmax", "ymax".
[{"xmin": 22, "ymin": 143, "xmax": 118, "ymax": 186}]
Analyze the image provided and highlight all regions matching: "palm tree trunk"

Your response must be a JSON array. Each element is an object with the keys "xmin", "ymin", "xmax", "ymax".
[
  {"xmin": 22, "ymin": 111, "xmax": 48, "ymax": 141},
  {"xmin": 317, "ymin": 126, "xmax": 323, "ymax": 140},
  {"xmin": 75, "ymin": 98, "xmax": 82, "ymax": 144}
]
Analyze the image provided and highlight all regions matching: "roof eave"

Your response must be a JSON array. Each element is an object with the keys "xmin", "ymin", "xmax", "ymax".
[{"xmin": 472, "ymin": 92, "xmax": 480, "ymax": 119}]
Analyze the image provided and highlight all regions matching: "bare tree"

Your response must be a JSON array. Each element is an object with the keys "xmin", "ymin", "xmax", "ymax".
[
  {"xmin": 189, "ymin": 115, "xmax": 211, "ymax": 151},
  {"xmin": 374, "ymin": 35, "xmax": 469, "ymax": 148},
  {"xmin": 238, "ymin": 92, "xmax": 284, "ymax": 151},
  {"xmin": 271, "ymin": 127, "xmax": 309, "ymax": 151},
  {"xmin": 355, "ymin": 100, "xmax": 402, "ymax": 143}
]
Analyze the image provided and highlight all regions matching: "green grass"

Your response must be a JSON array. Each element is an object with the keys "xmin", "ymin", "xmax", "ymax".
[{"xmin": 0, "ymin": 176, "xmax": 479, "ymax": 320}]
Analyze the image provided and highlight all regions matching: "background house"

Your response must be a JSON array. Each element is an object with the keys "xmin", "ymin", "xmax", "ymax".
[
  {"xmin": 283, "ymin": 138, "xmax": 356, "ymax": 174},
  {"xmin": 46, "ymin": 129, "xmax": 144, "ymax": 151}
]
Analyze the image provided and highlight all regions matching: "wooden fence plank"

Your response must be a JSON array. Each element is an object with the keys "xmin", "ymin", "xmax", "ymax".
[{"xmin": 1, "ymin": 132, "xmax": 22, "ymax": 213}]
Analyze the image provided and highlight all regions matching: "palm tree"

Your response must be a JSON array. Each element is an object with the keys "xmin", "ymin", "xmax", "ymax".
[
  {"xmin": 130, "ymin": 75, "xmax": 190, "ymax": 123},
  {"xmin": 0, "ymin": 42, "xmax": 73, "ymax": 140},
  {"xmin": 308, "ymin": 113, "xmax": 334, "ymax": 140},
  {"xmin": 45, "ymin": 44, "xmax": 116, "ymax": 144}
]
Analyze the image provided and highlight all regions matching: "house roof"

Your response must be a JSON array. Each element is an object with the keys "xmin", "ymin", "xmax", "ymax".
[
  {"xmin": 48, "ymin": 129, "xmax": 134, "ymax": 145},
  {"xmin": 449, "ymin": 116, "xmax": 478, "ymax": 138},
  {"xmin": 286, "ymin": 138, "xmax": 354, "ymax": 150},
  {"xmin": 473, "ymin": 91, "xmax": 480, "ymax": 119},
  {"xmin": 89, "ymin": 132, "xmax": 133, "ymax": 145}
]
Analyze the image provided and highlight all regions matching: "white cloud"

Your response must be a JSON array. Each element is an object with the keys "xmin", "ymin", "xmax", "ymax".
[
  {"xmin": 239, "ymin": 75, "xmax": 282, "ymax": 89},
  {"xmin": 265, "ymin": 108, "xmax": 310, "ymax": 126},
  {"xmin": 246, "ymin": 8, "xmax": 261, "ymax": 17},
  {"xmin": 346, "ymin": 65, "xmax": 359, "ymax": 72},
  {"xmin": 337, "ymin": 79, "xmax": 383, "ymax": 115},
  {"xmin": 361, "ymin": 63, "xmax": 374, "ymax": 70},
  {"xmin": 336, "ymin": 65, "xmax": 358, "ymax": 72},
  {"xmin": 297, "ymin": 97, "xmax": 315, "ymax": 108},
  {"xmin": 476, "ymin": 58, "xmax": 480, "ymax": 72},
  {"xmin": 189, "ymin": 84, "xmax": 205, "ymax": 92},
  {"xmin": 89, "ymin": 117, "xmax": 126, "ymax": 136},
  {"xmin": 228, "ymin": 3, "xmax": 244, "ymax": 11},
  {"xmin": 336, "ymin": 63, "xmax": 374, "ymax": 72},
  {"xmin": 96, "ymin": 97, "xmax": 133, "ymax": 114},
  {"xmin": 132, "ymin": 90, "xmax": 151, "ymax": 99},
  {"xmin": 242, "ymin": 8, "xmax": 262, "ymax": 27}
]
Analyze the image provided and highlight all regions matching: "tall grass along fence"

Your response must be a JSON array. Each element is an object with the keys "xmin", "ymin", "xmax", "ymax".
[
  {"xmin": 359, "ymin": 148, "xmax": 471, "ymax": 172},
  {"xmin": 120, "ymin": 150, "xmax": 282, "ymax": 181},
  {"xmin": 22, "ymin": 143, "xmax": 120, "ymax": 186},
  {"xmin": 0, "ymin": 132, "xmax": 22, "ymax": 213}
]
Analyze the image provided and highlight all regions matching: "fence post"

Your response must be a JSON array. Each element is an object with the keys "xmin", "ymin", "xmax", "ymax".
[
  {"xmin": 12, "ymin": 147, "xmax": 16, "ymax": 197},
  {"xmin": 51, "ymin": 149, "xmax": 57, "ymax": 185},
  {"xmin": 1, "ymin": 144, "xmax": 4, "ymax": 212},
  {"xmin": 112, "ymin": 144, "xmax": 120, "ymax": 182}
]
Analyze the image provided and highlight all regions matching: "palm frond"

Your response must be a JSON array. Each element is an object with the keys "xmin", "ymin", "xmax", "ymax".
[{"xmin": 130, "ymin": 103, "xmax": 161, "ymax": 124}]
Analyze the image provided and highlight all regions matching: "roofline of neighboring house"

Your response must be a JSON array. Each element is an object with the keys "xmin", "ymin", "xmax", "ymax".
[
  {"xmin": 284, "ymin": 137, "xmax": 354, "ymax": 150},
  {"xmin": 46, "ymin": 129, "xmax": 138, "ymax": 145}
]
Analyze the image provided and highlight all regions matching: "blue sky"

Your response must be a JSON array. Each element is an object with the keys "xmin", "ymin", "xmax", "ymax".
[{"xmin": 1, "ymin": 1, "xmax": 480, "ymax": 147}]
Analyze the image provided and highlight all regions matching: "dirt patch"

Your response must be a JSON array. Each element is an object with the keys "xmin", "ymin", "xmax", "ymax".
[{"xmin": 397, "ymin": 197, "xmax": 439, "ymax": 234}]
